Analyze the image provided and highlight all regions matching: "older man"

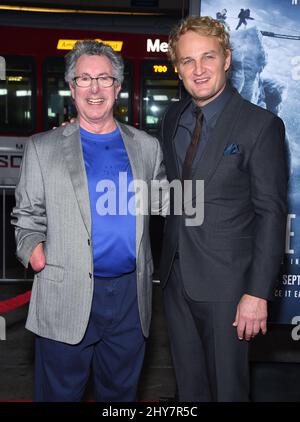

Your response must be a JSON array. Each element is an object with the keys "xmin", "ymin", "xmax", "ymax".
[{"xmin": 12, "ymin": 40, "xmax": 167, "ymax": 402}]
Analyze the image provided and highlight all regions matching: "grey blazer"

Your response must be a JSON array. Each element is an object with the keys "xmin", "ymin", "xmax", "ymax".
[{"xmin": 11, "ymin": 120, "xmax": 168, "ymax": 344}]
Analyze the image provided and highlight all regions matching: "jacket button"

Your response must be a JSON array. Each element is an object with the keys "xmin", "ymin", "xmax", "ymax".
[
  {"xmin": 88, "ymin": 239, "xmax": 90, "ymax": 245},
  {"xmin": 89, "ymin": 272, "xmax": 92, "ymax": 279}
]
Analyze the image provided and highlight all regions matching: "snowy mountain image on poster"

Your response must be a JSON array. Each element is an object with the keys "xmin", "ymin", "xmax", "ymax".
[{"xmin": 201, "ymin": 0, "xmax": 300, "ymax": 322}]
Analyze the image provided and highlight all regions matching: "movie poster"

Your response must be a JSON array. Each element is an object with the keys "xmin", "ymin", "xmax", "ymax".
[{"xmin": 200, "ymin": 0, "xmax": 300, "ymax": 323}]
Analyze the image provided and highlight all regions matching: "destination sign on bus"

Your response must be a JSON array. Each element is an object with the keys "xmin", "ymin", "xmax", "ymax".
[
  {"xmin": 57, "ymin": 39, "xmax": 123, "ymax": 52},
  {"xmin": 151, "ymin": 63, "xmax": 177, "ymax": 75},
  {"xmin": 153, "ymin": 64, "xmax": 168, "ymax": 73}
]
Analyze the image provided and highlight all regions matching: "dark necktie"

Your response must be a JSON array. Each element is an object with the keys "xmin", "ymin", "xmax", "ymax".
[{"xmin": 182, "ymin": 107, "xmax": 204, "ymax": 181}]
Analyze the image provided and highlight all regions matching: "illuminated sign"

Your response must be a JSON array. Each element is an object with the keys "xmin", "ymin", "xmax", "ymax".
[
  {"xmin": 57, "ymin": 39, "xmax": 123, "ymax": 52},
  {"xmin": 153, "ymin": 64, "xmax": 168, "ymax": 73},
  {"xmin": 147, "ymin": 38, "xmax": 168, "ymax": 53},
  {"xmin": 8, "ymin": 76, "xmax": 23, "ymax": 82},
  {"xmin": 152, "ymin": 64, "xmax": 177, "ymax": 74}
]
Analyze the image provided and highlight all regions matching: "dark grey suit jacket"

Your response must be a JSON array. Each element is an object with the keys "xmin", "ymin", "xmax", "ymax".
[{"xmin": 160, "ymin": 89, "xmax": 288, "ymax": 302}]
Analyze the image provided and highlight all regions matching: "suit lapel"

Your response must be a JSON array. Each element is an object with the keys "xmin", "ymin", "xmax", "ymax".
[
  {"xmin": 165, "ymin": 96, "xmax": 191, "ymax": 180},
  {"xmin": 193, "ymin": 90, "xmax": 244, "ymax": 186},
  {"xmin": 116, "ymin": 121, "xmax": 144, "ymax": 256},
  {"xmin": 62, "ymin": 121, "xmax": 91, "ymax": 236}
]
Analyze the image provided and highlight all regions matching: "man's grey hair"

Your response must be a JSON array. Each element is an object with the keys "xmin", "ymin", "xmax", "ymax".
[{"xmin": 65, "ymin": 40, "xmax": 124, "ymax": 85}]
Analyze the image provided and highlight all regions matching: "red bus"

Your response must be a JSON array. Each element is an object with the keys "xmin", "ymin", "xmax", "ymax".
[{"xmin": 0, "ymin": 24, "xmax": 180, "ymax": 184}]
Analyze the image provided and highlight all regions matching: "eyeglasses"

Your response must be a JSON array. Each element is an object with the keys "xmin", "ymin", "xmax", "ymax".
[{"xmin": 73, "ymin": 75, "xmax": 117, "ymax": 88}]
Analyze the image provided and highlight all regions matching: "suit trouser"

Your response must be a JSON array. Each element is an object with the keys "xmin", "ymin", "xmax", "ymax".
[
  {"xmin": 163, "ymin": 259, "xmax": 249, "ymax": 402},
  {"xmin": 34, "ymin": 271, "xmax": 145, "ymax": 402}
]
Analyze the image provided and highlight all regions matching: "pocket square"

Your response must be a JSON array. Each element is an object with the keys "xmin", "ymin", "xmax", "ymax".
[{"xmin": 223, "ymin": 143, "xmax": 240, "ymax": 156}]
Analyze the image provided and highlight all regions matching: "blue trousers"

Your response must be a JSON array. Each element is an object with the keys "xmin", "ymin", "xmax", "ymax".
[{"xmin": 35, "ymin": 271, "xmax": 145, "ymax": 402}]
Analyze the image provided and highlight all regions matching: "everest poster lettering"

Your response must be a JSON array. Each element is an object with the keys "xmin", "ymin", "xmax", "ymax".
[{"xmin": 200, "ymin": 0, "xmax": 300, "ymax": 323}]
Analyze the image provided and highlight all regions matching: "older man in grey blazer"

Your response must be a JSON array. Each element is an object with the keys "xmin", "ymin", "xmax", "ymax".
[{"xmin": 11, "ymin": 40, "xmax": 168, "ymax": 402}]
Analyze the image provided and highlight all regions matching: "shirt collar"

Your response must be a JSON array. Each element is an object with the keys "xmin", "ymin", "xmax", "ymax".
[
  {"xmin": 178, "ymin": 83, "xmax": 234, "ymax": 133},
  {"xmin": 192, "ymin": 83, "xmax": 233, "ymax": 126}
]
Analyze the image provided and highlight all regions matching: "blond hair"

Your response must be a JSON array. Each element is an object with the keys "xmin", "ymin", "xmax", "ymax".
[{"xmin": 168, "ymin": 15, "xmax": 231, "ymax": 64}]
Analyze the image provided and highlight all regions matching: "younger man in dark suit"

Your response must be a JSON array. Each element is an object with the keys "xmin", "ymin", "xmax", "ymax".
[{"xmin": 160, "ymin": 16, "xmax": 288, "ymax": 401}]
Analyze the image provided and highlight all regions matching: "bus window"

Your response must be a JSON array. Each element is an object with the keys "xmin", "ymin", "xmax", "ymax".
[
  {"xmin": 0, "ymin": 56, "xmax": 36, "ymax": 133},
  {"xmin": 43, "ymin": 57, "xmax": 75, "ymax": 130},
  {"xmin": 141, "ymin": 60, "xmax": 179, "ymax": 135},
  {"xmin": 44, "ymin": 58, "xmax": 132, "ymax": 129}
]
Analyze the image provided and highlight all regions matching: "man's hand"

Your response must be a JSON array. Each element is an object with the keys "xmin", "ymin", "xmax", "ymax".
[
  {"xmin": 29, "ymin": 243, "xmax": 46, "ymax": 272},
  {"xmin": 233, "ymin": 294, "xmax": 268, "ymax": 341}
]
